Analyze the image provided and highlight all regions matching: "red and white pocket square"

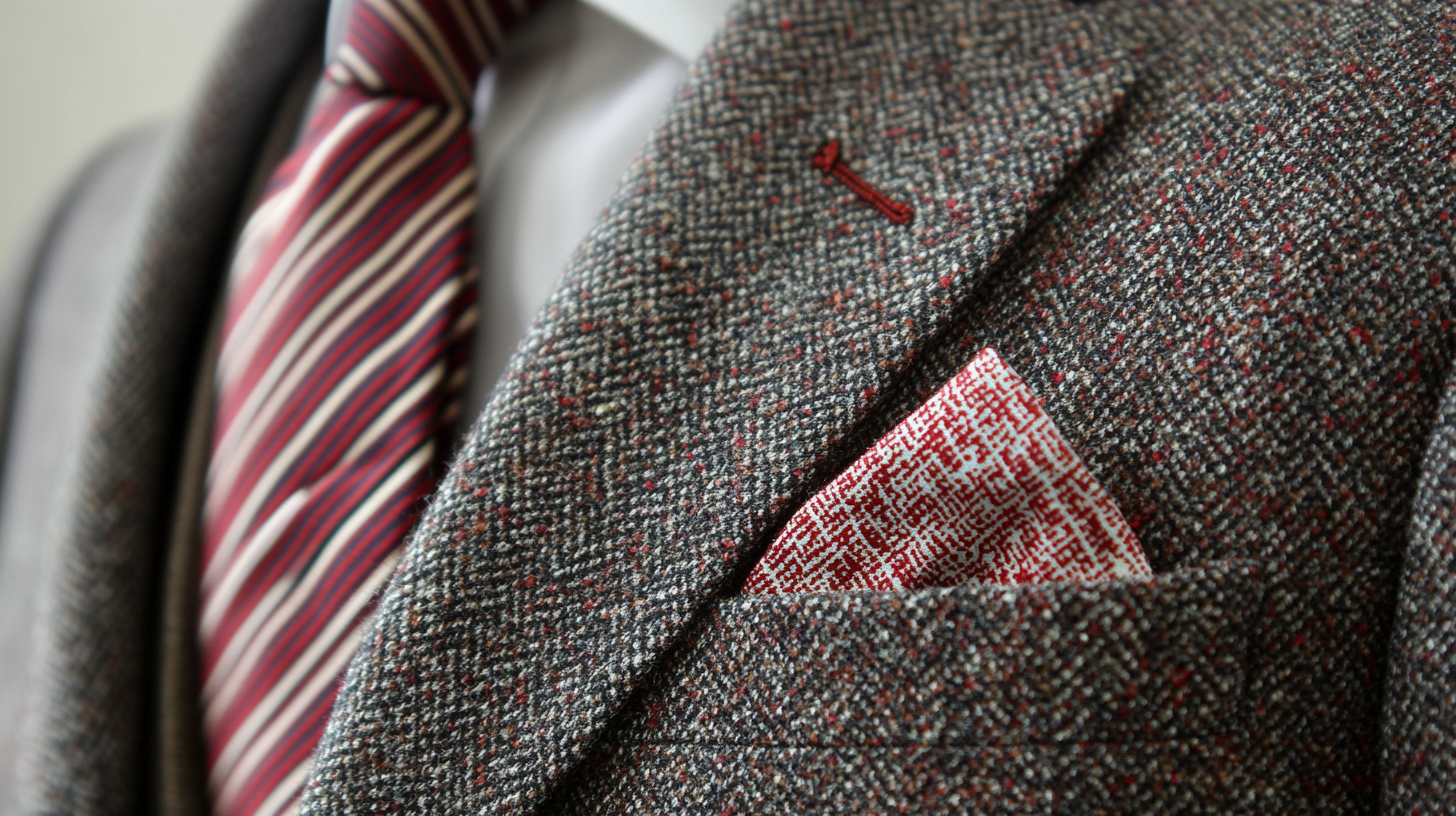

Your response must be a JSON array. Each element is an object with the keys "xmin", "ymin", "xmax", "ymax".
[{"xmin": 743, "ymin": 347, "xmax": 1152, "ymax": 594}]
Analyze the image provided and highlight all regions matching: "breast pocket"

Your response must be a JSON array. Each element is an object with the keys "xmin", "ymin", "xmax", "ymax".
[{"xmin": 560, "ymin": 561, "xmax": 1261, "ymax": 814}]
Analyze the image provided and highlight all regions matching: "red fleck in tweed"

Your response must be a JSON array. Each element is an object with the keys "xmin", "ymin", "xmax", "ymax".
[{"xmin": 744, "ymin": 347, "xmax": 1151, "ymax": 593}]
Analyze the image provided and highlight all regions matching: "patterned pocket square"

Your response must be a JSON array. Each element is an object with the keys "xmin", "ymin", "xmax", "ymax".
[{"xmin": 743, "ymin": 347, "xmax": 1152, "ymax": 594}]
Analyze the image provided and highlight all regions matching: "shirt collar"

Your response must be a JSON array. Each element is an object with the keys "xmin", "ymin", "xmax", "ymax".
[{"xmin": 579, "ymin": 0, "xmax": 735, "ymax": 62}]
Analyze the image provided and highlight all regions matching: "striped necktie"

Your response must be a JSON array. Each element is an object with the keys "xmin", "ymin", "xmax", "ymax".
[{"xmin": 198, "ymin": 3, "xmax": 534, "ymax": 815}]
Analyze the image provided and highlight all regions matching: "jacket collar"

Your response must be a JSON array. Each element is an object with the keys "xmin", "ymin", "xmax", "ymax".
[{"xmin": 303, "ymin": 0, "xmax": 1149, "ymax": 810}]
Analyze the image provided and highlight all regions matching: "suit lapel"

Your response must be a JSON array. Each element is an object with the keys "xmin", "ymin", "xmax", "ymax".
[{"xmin": 302, "ymin": 0, "xmax": 1151, "ymax": 811}]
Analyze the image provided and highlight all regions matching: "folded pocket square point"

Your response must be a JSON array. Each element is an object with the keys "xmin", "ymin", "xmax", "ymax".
[{"xmin": 744, "ymin": 347, "xmax": 1152, "ymax": 594}]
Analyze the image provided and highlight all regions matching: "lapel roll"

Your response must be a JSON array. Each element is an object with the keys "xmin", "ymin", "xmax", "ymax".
[{"xmin": 301, "ymin": 0, "xmax": 1146, "ymax": 811}]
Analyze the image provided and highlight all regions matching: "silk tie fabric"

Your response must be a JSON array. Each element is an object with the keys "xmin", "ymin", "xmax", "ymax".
[
  {"xmin": 743, "ymin": 347, "xmax": 1152, "ymax": 593},
  {"xmin": 198, "ymin": 3, "xmax": 534, "ymax": 815}
]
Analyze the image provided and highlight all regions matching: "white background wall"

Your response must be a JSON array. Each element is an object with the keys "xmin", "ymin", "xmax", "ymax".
[{"xmin": 0, "ymin": 0, "xmax": 253, "ymax": 267}]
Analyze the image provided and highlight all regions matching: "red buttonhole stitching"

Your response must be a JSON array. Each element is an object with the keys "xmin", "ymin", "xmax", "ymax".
[{"xmin": 812, "ymin": 141, "xmax": 914, "ymax": 225}]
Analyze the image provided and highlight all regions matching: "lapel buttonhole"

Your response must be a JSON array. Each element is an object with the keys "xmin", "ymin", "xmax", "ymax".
[{"xmin": 812, "ymin": 141, "xmax": 914, "ymax": 225}]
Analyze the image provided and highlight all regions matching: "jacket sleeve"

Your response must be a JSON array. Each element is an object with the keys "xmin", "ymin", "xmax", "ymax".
[{"xmin": 1382, "ymin": 369, "xmax": 1456, "ymax": 814}]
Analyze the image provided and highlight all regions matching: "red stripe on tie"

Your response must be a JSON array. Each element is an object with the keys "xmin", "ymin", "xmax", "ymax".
[{"xmin": 199, "ymin": 3, "xmax": 540, "ymax": 815}]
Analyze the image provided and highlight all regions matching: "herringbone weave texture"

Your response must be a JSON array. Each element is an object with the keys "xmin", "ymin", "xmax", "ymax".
[{"xmin": 290, "ymin": 0, "xmax": 1456, "ymax": 813}]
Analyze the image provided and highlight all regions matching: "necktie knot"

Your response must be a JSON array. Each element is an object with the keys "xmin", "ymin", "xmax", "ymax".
[{"xmin": 332, "ymin": 0, "xmax": 532, "ymax": 105}]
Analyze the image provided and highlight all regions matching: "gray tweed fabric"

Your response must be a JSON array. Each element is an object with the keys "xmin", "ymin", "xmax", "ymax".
[
  {"xmin": 1384, "ymin": 378, "xmax": 1456, "ymax": 811},
  {"xmin": 0, "ymin": 125, "xmax": 172, "ymax": 816},
  {"xmin": 4, "ymin": 0, "xmax": 329, "ymax": 813},
  {"xmin": 558, "ymin": 559, "xmax": 1381, "ymax": 813},
  {"xmin": 298, "ymin": 0, "xmax": 1456, "ymax": 813}
]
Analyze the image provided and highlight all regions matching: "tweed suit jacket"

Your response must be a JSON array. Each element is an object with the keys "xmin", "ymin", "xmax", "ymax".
[
  {"xmin": 5, "ymin": 0, "xmax": 1456, "ymax": 813},
  {"xmin": 0, "ymin": 1, "xmax": 329, "ymax": 813},
  {"xmin": 293, "ymin": 0, "xmax": 1456, "ymax": 811}
]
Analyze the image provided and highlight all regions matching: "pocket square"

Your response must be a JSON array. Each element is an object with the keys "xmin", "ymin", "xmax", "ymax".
[{"xmin": 743, "ymin": 347, "xmax": 1152, "ymax": 594}]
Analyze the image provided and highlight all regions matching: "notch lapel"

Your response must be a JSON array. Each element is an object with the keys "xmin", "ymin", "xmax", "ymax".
[{"xmin": 302, "ymin": 0, "xmax": 1151, "ymax": 811}]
